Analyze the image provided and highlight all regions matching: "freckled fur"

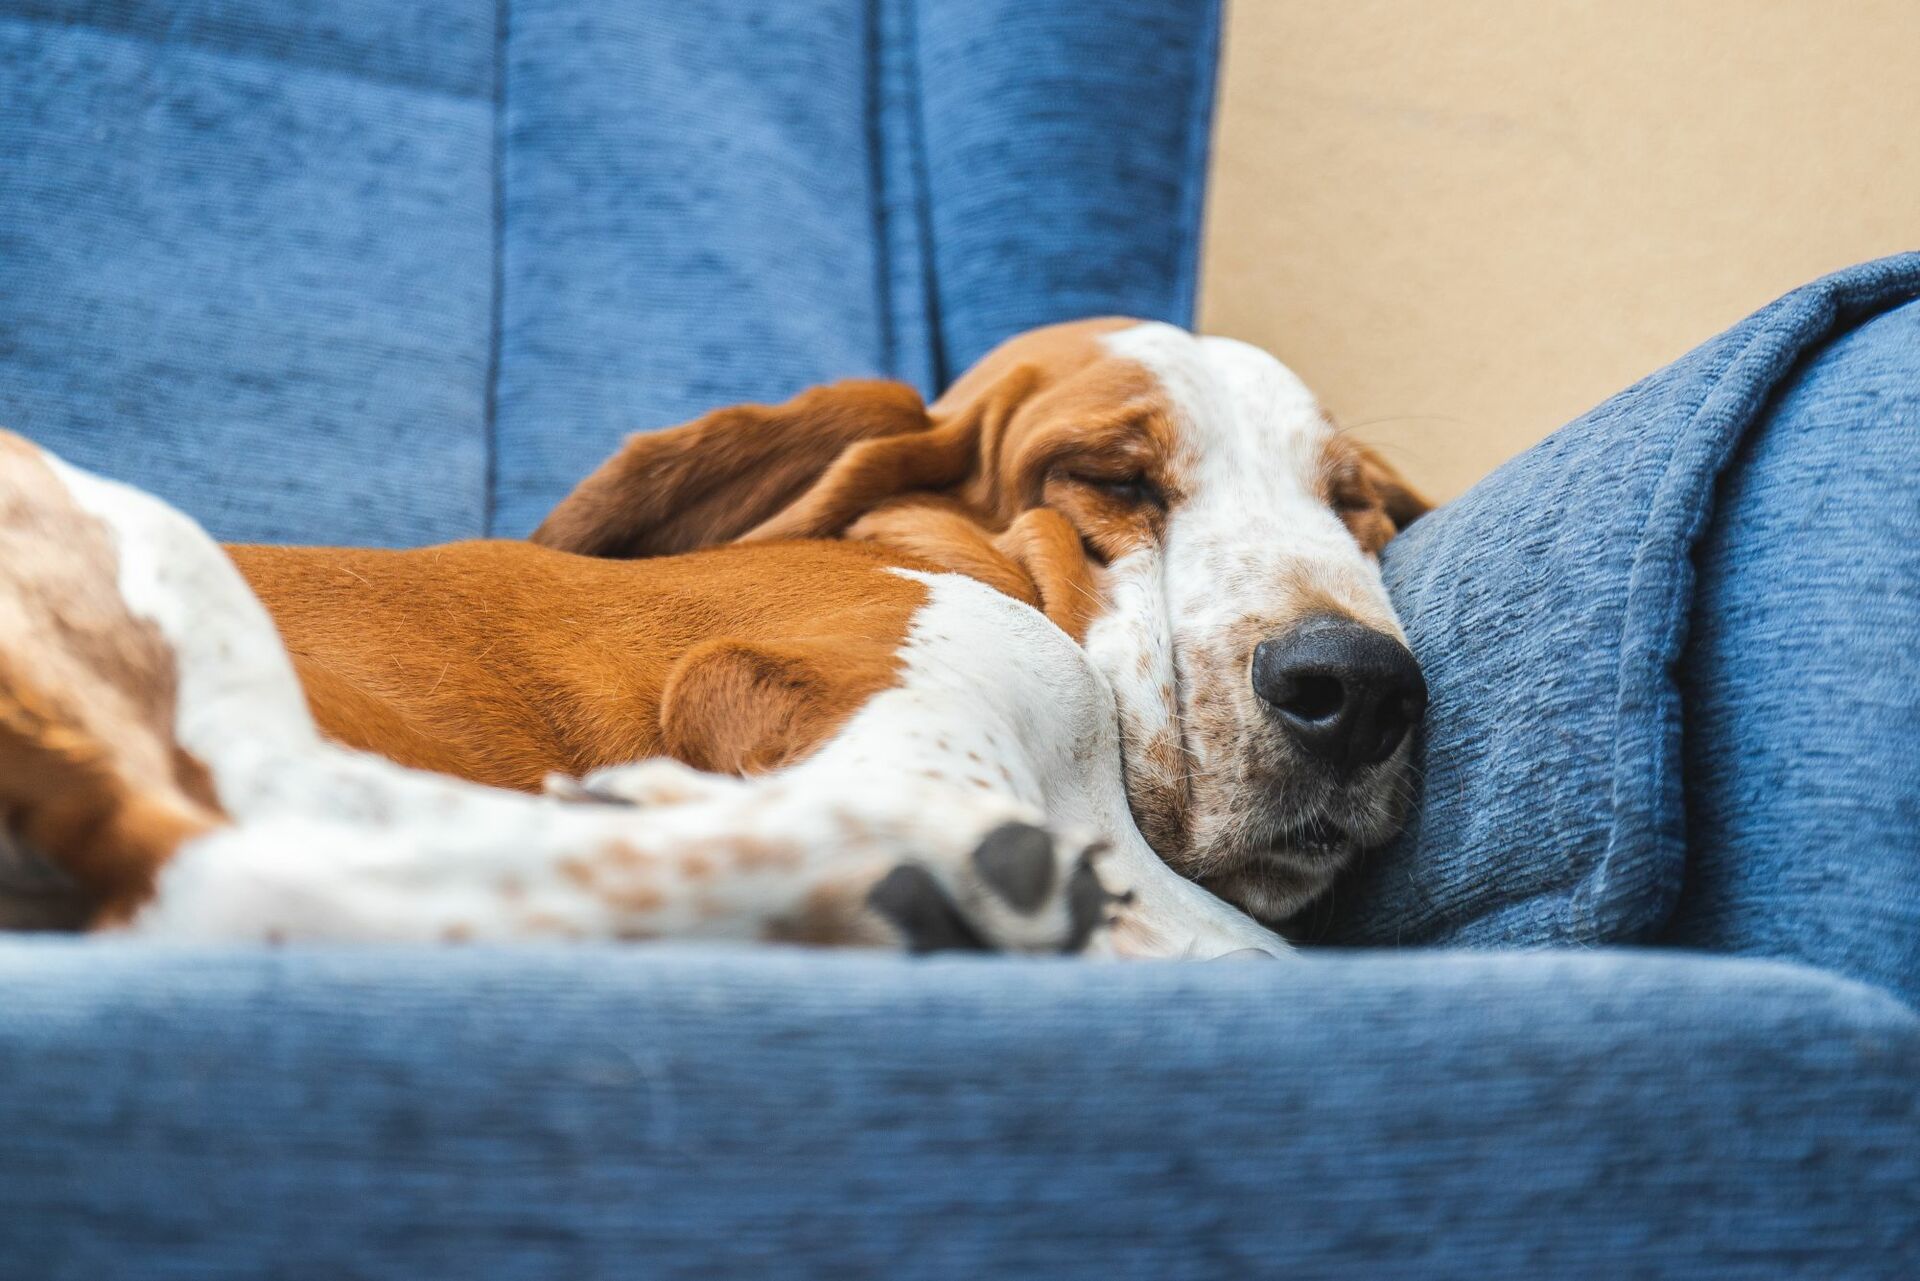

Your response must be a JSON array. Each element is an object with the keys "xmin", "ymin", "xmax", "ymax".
[{"xmin": 0, "ymin": 436, "xmax": 1137, "ymax": 952}]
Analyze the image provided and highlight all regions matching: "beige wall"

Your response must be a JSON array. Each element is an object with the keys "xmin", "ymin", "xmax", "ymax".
[{"xmin": 1199, "ymin": 1, "xmax": 1920, "ymax": 501}]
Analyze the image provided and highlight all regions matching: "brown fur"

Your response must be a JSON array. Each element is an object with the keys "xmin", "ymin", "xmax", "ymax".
[
  {"xmin": 531, "ymin": 380, "xmax": 933, "ymax": 558},
  {"xmin": 234, "ymin": 325, "xmax": 1180, "ymax": 794},
  {"xmin": 440, "ymin": 319, "xmax": 1421, "ymax": 799},
  {"xmin": 230, "ymin": 539, "xmax": 930, "ymax": 792},
  {"xmin": 843, "ymin": 502, "xmax": 1101, "ymax": 639},
  {"xmin": 0, "ymin": 434, "xmax": 224, "ymax": 922},
  {"xmin": 0, "ymin": 320, "xmax": 1431, "ymax": 906},
  {"xmin": 734, "ymin": 318, "xmax": 1173, "ymax": 558},
  {"xmin": 534, "ymin": 319, "xmax": 1168, "ymax": 635},
  {"xmin": 0, "ymin": 322, "xmax": 1433, "ymax": 940},
  {"xmin": 1321, "ymin": 434, "xmax": 1432, "ymax": 555}
]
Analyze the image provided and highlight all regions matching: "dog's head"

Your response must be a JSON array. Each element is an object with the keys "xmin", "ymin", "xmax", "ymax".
[{"xmin": 535, "ymin": 318, "xmax": 1429, "ymax": 922}]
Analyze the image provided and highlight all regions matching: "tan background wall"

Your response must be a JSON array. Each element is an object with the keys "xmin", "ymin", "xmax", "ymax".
[{"xmin": 1199, "ymin": 1, "xmax": 1920, "ymax": 500}]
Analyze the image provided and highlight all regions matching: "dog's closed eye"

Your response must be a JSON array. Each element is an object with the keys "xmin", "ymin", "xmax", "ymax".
[{"xmin": 1071, "ymin": 472, "xmax": 1164, "ymax": 509}]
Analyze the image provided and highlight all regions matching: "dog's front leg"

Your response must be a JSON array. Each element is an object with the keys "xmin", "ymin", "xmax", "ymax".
[{"xmin": 127, "ymin": 761, "xmax": 1121, "ymax": 954}]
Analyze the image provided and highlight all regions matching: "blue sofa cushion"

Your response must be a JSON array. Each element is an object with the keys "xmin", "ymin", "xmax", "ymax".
[
  {"xmin": 1312, "ymin": 253, "xmax": 1920, "ymax": 950},
  {"xmin": 1662, "ymin": 297, "xmax": 1920, "ymax": 1006},
  {"xmin": 0, "ymin": 0, "xmax": 498, "ymax": 545},
  {"xmin": 2, "ymin": 0, "xmax": 1222, "ymax": 545},
  {"xmin": 2, "ymin": 942, "xmax": 1915, "ymax": 1279},
  {"xmin": 491, "ymin": 0, "xmax": 1223, "ymax": 535}
]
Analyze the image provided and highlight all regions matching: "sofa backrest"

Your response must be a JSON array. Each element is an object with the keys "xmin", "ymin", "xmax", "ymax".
[{"xmin": 1, "ymin": 0, "xmax": 1221, "ymax": 544}]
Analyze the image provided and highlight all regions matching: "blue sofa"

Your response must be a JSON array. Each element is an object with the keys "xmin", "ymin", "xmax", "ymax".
[{"xmin": 2, "ymin": 2, "xmax": 1915, "ymax": 1276}]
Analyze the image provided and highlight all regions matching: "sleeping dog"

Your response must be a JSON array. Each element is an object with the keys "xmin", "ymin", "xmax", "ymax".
[{"xmin": 0, "ymin": 318, "xmax": 1426, "ymax": 957}]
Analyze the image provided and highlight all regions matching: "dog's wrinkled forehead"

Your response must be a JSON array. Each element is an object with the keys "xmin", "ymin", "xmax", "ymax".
[
  {"xmin": 1101, "ymin": 322, "xmax": 1330, "ymax": 506},
  {"xmin": 1091, "ymin": 321, "xmax": 1408, "ymax": 641}
]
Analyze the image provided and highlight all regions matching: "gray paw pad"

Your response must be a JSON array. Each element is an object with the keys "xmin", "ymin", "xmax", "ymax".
[
  {"xmin": 1066, "ymin": 843, "xmax": 1122, "ymax": 951},
  {"xmin": 970, "ymin": 822, "xmax": 1058, "ymax": 913},
  {"xmin": 868, "ymin": 865, "xmax": 988, "ymax": 954}
]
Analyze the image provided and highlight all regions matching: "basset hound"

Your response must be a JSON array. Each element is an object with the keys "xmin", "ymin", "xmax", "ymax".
[{"xmin": 0, "ymin": 318, "xmax": 1427, "ymax": 957}]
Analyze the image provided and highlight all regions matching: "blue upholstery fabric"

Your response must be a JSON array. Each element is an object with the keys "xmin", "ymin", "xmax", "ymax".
[
  {"xmin": 1662, "ymin": 299, "xmax": 1920, "ymax": 1005},
  {"xmin": 491, "ymin": 1, "xmax": 899, "ymax": 535},
  {"xmin": 0, "ymin": 0, "xmax": 1225, "ymax": 545},
  {"xmin": 1312, "ymin": 254, "xmax": 1920, "ymax": 954},
  {"xmin": 490, "ymin": 0, "xmax": 1222, "ymax": 535},
  {"xmin": 0, "ymin": 1, "xmax": 497, "ymax": 545},
  {"xmin": 912, "ymin": 0, "xmax": 1222, "ymax": 382},
  {"xmin": 2, "ymin": 941, "xmax": 1915, "ymax": 1280}
]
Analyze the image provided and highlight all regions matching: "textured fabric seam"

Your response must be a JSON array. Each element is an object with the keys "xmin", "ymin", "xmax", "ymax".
[
  {"xmin": 1173, "ymin": 0, "xmax": 1226, "ymax": 327},
  {"xmin": 1392, "ymin": 360, "xmax": 1739, "ymax": 948},
  {"xmin": 480, "ymin": 0, "xmax": 508, "ymax": 537},
  {"xmin": 898, "ymin": 0, "xmax": 946, "ymax": 390},
  {"xmin": 2, "ymin": 11, "xmax": 486, "ymax": 99},
  {"xmin": 1569, "ymin": 319, "xmax": 1783, "ymax": 943},
  {"xmin": 863, "ymin": 0, "xmax": 897, "ymax": 378}
]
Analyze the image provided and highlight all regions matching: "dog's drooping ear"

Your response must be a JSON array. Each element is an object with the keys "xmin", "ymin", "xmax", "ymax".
[
  {"xmin": 531, "ymin": 380, "xmax": 935, "ymax": 558},
  {"xmin": 1361, "ymin": 444, "xmax": 1432, "ymax": 534},
  {"xmin": 1326, "ymin": 437, "xmax": 1433, "ymax": 555}
]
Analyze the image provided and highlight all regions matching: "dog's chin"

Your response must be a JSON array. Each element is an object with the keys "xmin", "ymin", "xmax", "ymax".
[
  {"xmin": 1201, "ymin": 859, "xmax": 1338, "ymax": 923},
  {"xmin": 1198, "ymin": 831, "xmax": 1357, "ymax": 923}
]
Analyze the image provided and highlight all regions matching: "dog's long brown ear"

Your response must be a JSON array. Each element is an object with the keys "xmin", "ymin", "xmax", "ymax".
[
  {"xmin": 531, "ymin": 380, "xmax": 934, "ymax": 558},
  {"xmin": 840, "ymin": 501, "xmax": 1099, "ymax": 640},
  {"xmin": 723, "ymin": 322, "xmax": 1136, "ymax": 545},
  {"xmin": 1358, "ymin": 444, "xmax": 1433, "ymax": 533},
  {"xmin": 1327, "ymin": 438, "xmax": 1433, "ymax": 554},
  {"xmin": 734, "ymin": 363, "xmax": 1043, "ymax": 544}
]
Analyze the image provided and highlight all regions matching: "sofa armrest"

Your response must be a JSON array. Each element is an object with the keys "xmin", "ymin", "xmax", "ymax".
[{"xmin": 2, "ymin": 943, "xmax": 1913, "ymax": 1278}]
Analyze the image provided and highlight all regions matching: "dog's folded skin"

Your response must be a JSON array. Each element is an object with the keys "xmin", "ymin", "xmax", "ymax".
[{"xmin": 0, "ymin": 429, "xmax": 1285, "ymax": 957}]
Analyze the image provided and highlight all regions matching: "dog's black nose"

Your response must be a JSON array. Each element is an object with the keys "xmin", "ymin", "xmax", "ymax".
[{"xmin": 1252, "ymin": 619, "xmax": 1426, "ymax": 775}]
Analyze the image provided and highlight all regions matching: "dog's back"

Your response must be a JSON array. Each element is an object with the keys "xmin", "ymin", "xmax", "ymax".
[{"xmin": 230, "ymin": 538, "xmax": 941, "ymax": 792}]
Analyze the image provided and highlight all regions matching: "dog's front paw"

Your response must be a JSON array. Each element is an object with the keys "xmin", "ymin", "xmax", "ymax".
[{"xmin": 865, "ymin": 821, "xmax": 1127, "ymax": 956}]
